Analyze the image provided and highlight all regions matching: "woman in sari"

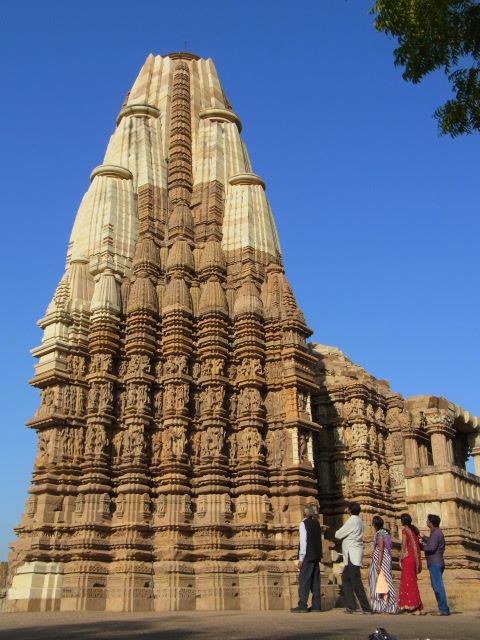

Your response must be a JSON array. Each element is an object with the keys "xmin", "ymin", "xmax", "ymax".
[
  {"xmin": 398, "ymin": 513, "xmax": 425, "ymax": 615},
  {"xmin": 369, "ymin": 516, "xmax": 397, "ymax": 614}
]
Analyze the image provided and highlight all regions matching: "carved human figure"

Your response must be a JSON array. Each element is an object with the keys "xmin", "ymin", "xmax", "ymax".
[
  {"xmin": 64, "ymin": 386, "xmax": 71, "ymax": 413},
  {"xmin": 229, "ymin": 393, "xmax": 238, "ymax": 419},
  {"xmin": 155, "ymin": 361, "xmax": 163, "ymax": 378},
  {"xmin": 151, "ymin": 431, "xmax": 162, "ymax": 464},
  {"xmin": 112, "ymin": 431, "xmax": 123, "ymax": 459},
  {"xmin": 154, "ymin": 391, "xmax": 163, "ymax": 418},
  {"xmin": 229, "ymin": 433, "xmax": 237, "ymax": 462},
  {"xmin": 333, "ymin": 425, "xmax": 345, "ymax": 446},
  {"xmin": 95, "ymin": 426, "xmax": 107, "ymax": 455},
  {"xmin": 85, "ymin": 425, "xmax": 96, "ymax": 454},
  {"xmin": 192, "ymin": 362, "xmax": 201, "ymax": 379},
  {"xmin": 298, "ymin": 432, "xmax": 308, "ymax": 463},
  {"xmin": 74, "ymin": 428, "xmax": 84, "ymax": 458},
  {"xmin": 77, "ymin": 388, "xmax": 86, "ymax": 415},
  {"xmin": 227, "ymin": 364, "xmax": 237, "ymax": 383}
]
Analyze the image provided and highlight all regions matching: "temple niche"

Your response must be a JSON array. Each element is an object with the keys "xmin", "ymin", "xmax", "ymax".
[{"xmin": 7, "ymin": 52, "xmax": 480, "ymax": 613}]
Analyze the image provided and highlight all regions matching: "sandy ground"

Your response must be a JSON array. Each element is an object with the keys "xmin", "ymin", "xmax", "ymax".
[{"xmin": 0, "ymin": 608, "xmax": 477, "ymax": 640}]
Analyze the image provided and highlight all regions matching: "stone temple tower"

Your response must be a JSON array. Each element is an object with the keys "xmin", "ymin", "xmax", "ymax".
[
  {"xmin": 8, "ymin": 52, "xmax": 327, "ymax": 612},
  {"xmin": 8, "ymin": 52, "xmax": 480, "ymax": 613}
]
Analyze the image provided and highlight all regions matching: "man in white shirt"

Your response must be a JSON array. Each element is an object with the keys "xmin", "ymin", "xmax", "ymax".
[
  {"xmin": 290, "ymin": 505, "xmax": 323, "ymax": 613},
  {"xmin": 335, "ymin": 502, "xmax": 371, "ymax": 614}
]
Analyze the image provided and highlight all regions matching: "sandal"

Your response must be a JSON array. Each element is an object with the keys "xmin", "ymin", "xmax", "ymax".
[{"xmin": 431, "ymin": 612, "xmax": 449, "ymax": 616}]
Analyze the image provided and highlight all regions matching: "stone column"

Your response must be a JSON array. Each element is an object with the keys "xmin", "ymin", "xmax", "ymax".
[
  {"xmin": 467, "ymin": 432, "xmax": 480, "ymax": 476},
  {"xmin": 425, "ymin": 409, "xmax": 455, "ymax": 466}
]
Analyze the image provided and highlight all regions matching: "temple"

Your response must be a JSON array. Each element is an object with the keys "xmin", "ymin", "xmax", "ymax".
[{"xmin": 7, "ymin": 53, "xmax": 480, "ymax": 612}]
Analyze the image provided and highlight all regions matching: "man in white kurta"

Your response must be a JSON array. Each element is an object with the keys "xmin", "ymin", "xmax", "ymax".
[{"xmin": 335, "ymin": 502, "xmax": 371, "ymax": 614}]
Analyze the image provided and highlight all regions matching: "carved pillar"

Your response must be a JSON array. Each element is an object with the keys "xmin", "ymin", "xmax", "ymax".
[
  {"xmin": 425, "ymin": 409, "xmax": 455, "ymax": 466},
  {"xmin": 467, "ymin": 432, "xmax": 480, "ymax": 476}
]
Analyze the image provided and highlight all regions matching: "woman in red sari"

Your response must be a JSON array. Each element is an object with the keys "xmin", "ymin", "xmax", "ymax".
[{"xmin": 398, "ymin": 513, "xmax": 425, "ymax": 615}]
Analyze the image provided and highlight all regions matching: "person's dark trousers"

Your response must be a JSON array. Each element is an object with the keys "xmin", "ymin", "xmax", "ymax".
[
  {"xmin": 428, "ymin": 563, "xmax": 449, "ymax": 614},
  {"xmin": 341, "ymin": 559, "xmax": 370, "ymax": 612},
  {"xmin": 297, "ymin": 560, "xmax": 321, "ymax": 610}
]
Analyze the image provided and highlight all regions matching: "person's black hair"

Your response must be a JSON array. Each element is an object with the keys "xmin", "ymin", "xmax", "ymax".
[
  {"xmin": 349, "ymin": 502, "xmax": 361, "ymax": 516},
  {"xmin": 427, "ymin": 514, "xmax": 441, "ymax": 528},
  {"xmin": 372, "ymin": 515, "xmax": 384, "ymax": 531},
  {"xmin": 400, "ymin": 512, "xmax": 420, "ymax": 538}
]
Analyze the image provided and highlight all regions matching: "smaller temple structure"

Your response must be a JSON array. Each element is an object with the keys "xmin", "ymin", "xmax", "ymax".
[{"xmin": 310, "ymin": 344, "xmax": 480, "ymax": 610}]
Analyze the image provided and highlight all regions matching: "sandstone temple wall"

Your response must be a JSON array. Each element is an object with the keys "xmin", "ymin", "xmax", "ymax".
[{"xmin": 7, "ymin": 52, "xmax": 480, "ymax": 612}]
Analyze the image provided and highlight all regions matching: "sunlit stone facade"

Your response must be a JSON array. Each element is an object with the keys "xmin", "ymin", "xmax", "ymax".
[{"xmin": 7, "ymin": 53, "xmax": 480, "ymax": 612}]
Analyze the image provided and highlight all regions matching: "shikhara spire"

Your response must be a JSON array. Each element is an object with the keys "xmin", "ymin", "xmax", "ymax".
[{"xmin": 7, "ymin": 53, "xmax": 480, "ymax": 613}]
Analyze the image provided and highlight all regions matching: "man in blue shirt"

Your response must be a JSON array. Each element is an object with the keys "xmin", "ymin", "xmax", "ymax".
[
  {"xmin": 421, "ymin": 514, "xmax": 450, "ymax": 616},
  {"xmin": 291, "ymin": 505, "xmax": 323, "ymax": 613}
]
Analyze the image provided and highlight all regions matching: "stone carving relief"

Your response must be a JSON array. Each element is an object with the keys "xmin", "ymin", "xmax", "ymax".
[
  {"xmin": 380, "ymin": 462, "xmax": 390, "ymax": 490},
  {"xmin": 164, "ymin": 383, "xmax": 189, "ymax": 412},
  {"xmin": 198, "ymin": 385, "xmax": 224, "ymax": 413},
  {"xmin": 355, "ymin": 457, "xmax": 371, "ymax": 484},
  {"xmin": 228, "ymin": 392, "xmax": 238, "ymax": 419},
  {"xmin": 238, "ymin": 388, "xmax": 262, "ymax": 414},
  {"xmin": 366, "ymin": 404, "xmax": 375, "ymax": 421},
  {"xmin": 192, "ymin": 427, "xmax": 226, "ymax": 460},
  {"xmin": 66, "ymin": 354, "xmax": 87, "ymax": 379},
  {"xmin": 389, "ymin": 463, "xmax": 405, "ymax": 488},
  {"xmin": 264, "ymin": 360, "xmax": 283, "ymax": 382},
  {"xmin": 34, "ymin": 429, "xmax": 52, "ymax": 468},
  {"xmin": 85, "ymin": 425, "xmax": 108, "ymax": 455},
  {"xmin": 127, "ymin": 355, "xmax": 150, "ymax": 376},
  {"xmin": 121, "ymin": 425, "xmax": 146, "ymax": 457},
  {"xmin": 162, "ymin": 426, "xmax": 186, "ymax": 459},
  {"xmin": 226, "ymin": 364, "xmax": 237, "ymax": 383},
  {"xmin": 151, "ymin": 430, "xmax": 162, "ymax": 464},
  {"xmin": 164, "ymin": 355, "xmax": 188, "ymax": 376},
  {"xmin": 228, "ymin": 433, "xmax": 238, "ymax": 463},
  {"xmin": 264, "ymin": 391, "xmax": 285, "ymax": 419},
  {"xmin": 333, "ymin": 425, "xmax": 345, "ymax": 446},
  {"xmin": 89, "ymin": 354, "xmax": 113, "ymax": 374},
  {"xmin": 265, "ymin": 429, "xmax": 288, "ymax": 468},
  {"xmin": 181, "ymin": 494, "xmax": 192, "ymax": 517},
  {"xmin": 386, "ymin": 432, "xmax": 404, "ymax": 457},
  {"xmin": 375, "ymin": 407, "xmax": 385, "ymax": 423},
  {"xmin": 157, "ymin": 495, "xmax": 167, "ymax": 518},
  {"xmin": 297, "ymin": 391, "xmax": 309, "ymax": 414},
  {"xmin": 352, "ymin": 423, "xmax": 368, "ymax": 448},
  {"xmin": 237, "ymin": 428, "xmax": 263, "ymax": 459},
  {"xmin": 60, "ymin": 427, "xmax": 75, "ymax": 457},
  {"xmin": 237, "ymin": 495, "xmax": 248, "ymax": 518},
  {"xmin": 298, "ymin": 431, "xmax": 308, "ymax": 463},
  {"xmin": 239, "ymin": 358, "xmax": 262, "ymax": 379}
]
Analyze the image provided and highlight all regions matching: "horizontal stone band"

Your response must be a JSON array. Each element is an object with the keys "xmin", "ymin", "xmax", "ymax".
[
  {"xmin": 90, "ymin": 165, "xmax": 133, "ymax": 182},
  {"xmin": 199, "ymin": 108, "xmax": 242, "ymax": 132},
  {"xmin": 116, "ymin": 103, "xmax": 161, "ymax": 126},
  {"xmin": 228, "ymin": 173, "xmax": 265, "ymax": 190}
]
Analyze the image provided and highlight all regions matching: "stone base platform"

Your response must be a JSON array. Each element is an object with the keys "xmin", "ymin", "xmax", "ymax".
[{"xmin": 6, "ymin": 560, "xmax": 336, "ymax": 613}]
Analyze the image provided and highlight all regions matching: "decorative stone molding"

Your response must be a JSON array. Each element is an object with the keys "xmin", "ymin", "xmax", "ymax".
[
  {"xmin": 90, "ymin": 165, "xmax": 133, "ymax": 182},
  {"xmin": 199, "ymin": 108, "xmax": 242, "ymax": 132},
  {"xmin": 228, "ymin": 173, "xmax": 266, "ymax": 191},
  {"xmin": 116, "ymin": 103, "xmax": 161, "ymax": 126}
]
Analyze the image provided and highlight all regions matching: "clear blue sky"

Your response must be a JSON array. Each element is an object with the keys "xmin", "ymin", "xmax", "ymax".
[{"xmin": 0, "ymin": 1, "xmax": 478, "ymax": 560}]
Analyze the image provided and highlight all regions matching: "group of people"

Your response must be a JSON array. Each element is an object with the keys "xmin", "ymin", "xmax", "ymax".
[{"xmin": 291, "ymin": 502, "xmax": 450, "ymax": 617}]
